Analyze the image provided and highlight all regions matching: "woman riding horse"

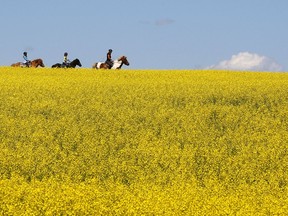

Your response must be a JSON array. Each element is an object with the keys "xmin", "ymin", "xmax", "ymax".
[
  {"xmin": 92, "ymin": 56, "xmax": 130, "ymax": 69},
  {"xmin": 51, "ymin": 58, "xmax": 82, "ymax": 68},
  {"xmin": 23, "ymin": 52, "xmax": 31, "ymax": 67},
  {"xmin": 105, "ymin": 49, "xmax": 113, "ymax": 69},
  {"xmin": 11, "ymin": 58, "xmax": 45, "ymax": 67}
]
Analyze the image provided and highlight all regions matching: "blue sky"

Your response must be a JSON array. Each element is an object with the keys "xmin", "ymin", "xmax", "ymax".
[{"xmin": 1, "ymin": 0, "xmax": 287, "ymax": 71}]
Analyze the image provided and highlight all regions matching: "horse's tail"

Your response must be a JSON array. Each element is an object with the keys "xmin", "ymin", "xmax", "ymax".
[
  {"xmin": 92, "ymin": 63, "xmax": 98, "ymax": 69},
  {"xmin": 11, "ymin": 62, "xmax": 20, "ymax": 67},
  {"xmin": 51, "ymin": 63, "xmax": 60, "ymax": 68}
]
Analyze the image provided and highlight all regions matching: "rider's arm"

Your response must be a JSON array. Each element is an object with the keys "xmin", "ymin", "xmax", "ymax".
[{"xmin": 64, "ymin": 56, "xmax": 70, "ymax": 63}]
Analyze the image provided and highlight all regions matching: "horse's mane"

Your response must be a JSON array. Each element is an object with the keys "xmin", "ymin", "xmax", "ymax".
[
  {"xmin": 71, "ymin": 58, "xmax": 79, "ymax": 63},
  {"xmin": 117, "ymin": 56, "xmax": 126, "ymax": 60},
  {"xmin": 70, "ymin": 58, "xmax": 82, "ymax": 67},
  {"xmin": 32, "ymin": 58, "xmax": 43, "ymax": 62}
]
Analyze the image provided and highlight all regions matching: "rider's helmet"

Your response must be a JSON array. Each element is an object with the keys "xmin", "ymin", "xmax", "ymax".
[
  {"xmin": 23, "ymin": 52, "xmax": 27, "ymax": 56},
  {"xmin": 108, "ymin": 49, "xmax": 112, "ymax": 52},
  {"xmin": 64, "ymin": 52, "xmax": 68, "ymax": 56}
]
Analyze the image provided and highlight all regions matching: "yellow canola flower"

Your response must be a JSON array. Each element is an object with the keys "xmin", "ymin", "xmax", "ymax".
[{"xmin": 0, "ymin": 67, "xmax": 287, "ymax": 215}]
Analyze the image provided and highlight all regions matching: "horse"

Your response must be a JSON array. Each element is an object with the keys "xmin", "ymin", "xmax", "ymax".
[
  {"xmin": 92, "ymin": 56, "xmax": 130, "ymax": 69},
  {"xmin": 51, "ymin": 58, "xmax": 82, "ymax": 68},
  {"xmin": 11, "ymin": 58, "xmax": 45, "ymax": 68}
]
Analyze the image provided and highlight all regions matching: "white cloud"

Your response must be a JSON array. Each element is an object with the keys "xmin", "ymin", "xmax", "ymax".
[{"xmin": 209, "ymin": 52, "xmax": 283, "ymax": 71}]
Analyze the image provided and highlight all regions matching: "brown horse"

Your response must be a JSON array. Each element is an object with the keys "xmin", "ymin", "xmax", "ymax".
[
  {"xmin": 11, "ymin": 59, "xmax": 45, "ymax": 68},
  {"xmin": 92, "ymin": 56, "xmax": 130, "ymax": 69}
]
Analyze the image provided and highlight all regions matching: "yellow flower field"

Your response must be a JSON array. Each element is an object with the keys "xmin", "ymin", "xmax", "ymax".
[{"xmin": 0, "ymin": 67, "xmax": 287, "ymax": 215}]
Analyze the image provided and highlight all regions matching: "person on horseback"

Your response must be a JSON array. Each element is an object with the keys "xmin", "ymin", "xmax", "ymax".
[
  {"xmin": 62, "ymin": 52, "xmax": 71, "ymax": 68},
  {"xmin": 105, "ymin": 49, "xmax": 113, "ymax": 69},
  {"xmin": 23, "ymin": 52, "xmax": 31, "ymax": 67}
]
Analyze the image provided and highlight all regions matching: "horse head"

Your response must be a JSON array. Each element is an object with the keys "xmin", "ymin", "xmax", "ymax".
[
  {"xmin": 119, "ymin": 56, "xmax": 129, "ymax": 66},
  {"xmin": 31, "ymin": 59, "xmax": 45, "ymax": 67},
  {"xmin": 72, "ymin": 58, "xmax": 82, "ymax": 67},
  {"xmin": 76, "ymin": 59, "xmax": 82, "ymax": 67},
  {"xmin": 38, "ymin": 59, "xmax": 45, "ymax": 67}
]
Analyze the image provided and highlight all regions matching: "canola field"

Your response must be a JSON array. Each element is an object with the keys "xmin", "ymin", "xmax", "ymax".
[{"xmin": 0, "ymin": 67, "xmax": 287, "ymax": 215}]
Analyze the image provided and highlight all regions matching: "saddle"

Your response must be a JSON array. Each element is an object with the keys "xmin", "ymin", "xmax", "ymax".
[
  {"xmin": 21, "ymin": 62, "xmax": 31, "ymax": 67},
  {"xmin": 106, "ymin": 60, "xmax": 113, "ymax": 69},
  {"xmin": 62, "ymin": 63, "xmax": 70, "ymax": 68}
]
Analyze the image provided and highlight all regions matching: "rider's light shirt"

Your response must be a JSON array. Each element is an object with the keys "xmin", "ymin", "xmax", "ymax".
[
  {"xmin": 23, "ymin": 55, "xmax": 29, "ymax": 63},
  {"xmin": 63, "ymin": 56, "xmax": 70, "ymax": 64}
]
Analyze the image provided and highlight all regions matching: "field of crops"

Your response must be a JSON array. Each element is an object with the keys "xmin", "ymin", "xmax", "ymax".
[{"xmin": 0, "ymin": 67, "xmax": 287, "ymax": 215}]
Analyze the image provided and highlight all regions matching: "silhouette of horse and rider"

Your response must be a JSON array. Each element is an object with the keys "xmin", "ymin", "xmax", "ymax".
[
  {"xmin": 11, "ymin": 52, "xmax": 45, "ymax": 68},
  {"xmin": 11, "ymin": 49, "xmax": 129, "ymax": 69},
  {"xmin": 92, "ymin": 49, "xmax": 130, "ymax": 69},
  {"xmin": 51, "ymin": 52, "xmax": 82, "ymax": 68}
]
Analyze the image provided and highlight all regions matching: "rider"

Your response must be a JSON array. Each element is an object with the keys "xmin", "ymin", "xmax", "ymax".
[
  {"xmin": 62, "ymin": 52, "xmax": 71, "ymax": 68},
  {"xmin": 105, "ymin": 49, "xmax": 113, "ymax": 69},
  {"xmin": 23, "ymin": 52, "xmax": 31, "ymax": 67}
]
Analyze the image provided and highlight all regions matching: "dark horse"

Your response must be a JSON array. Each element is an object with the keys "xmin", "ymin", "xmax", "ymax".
[
  {"xmin": 92, "ymin": 56, "xmax": 129, "ymax": 69},
  {"xmin": 51, "ymin": 58, "xmax": 82, "ymax": 68},
  {"xmin": 11, "ymin": 59, "xmax": 45, "ymax": 68}
]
